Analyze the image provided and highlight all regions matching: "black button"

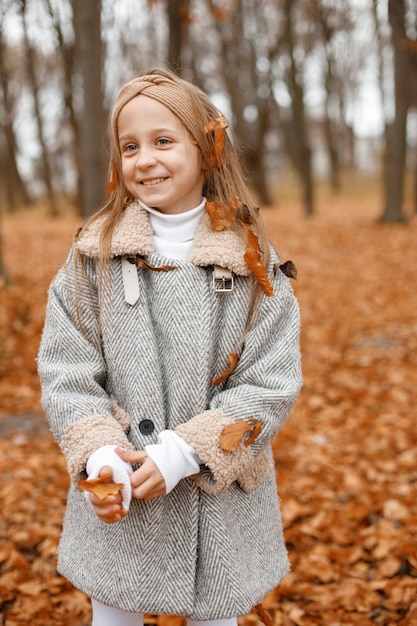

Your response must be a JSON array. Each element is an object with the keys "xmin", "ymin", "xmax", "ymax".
[{"xmin": 139, "ymin": 419, "xmax": 154, "ymax": 435}]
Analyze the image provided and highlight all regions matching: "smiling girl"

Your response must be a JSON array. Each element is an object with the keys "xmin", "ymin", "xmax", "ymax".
[{"xmin": 38, "ymin": 69, "xmax": 302, "ymax": 626}]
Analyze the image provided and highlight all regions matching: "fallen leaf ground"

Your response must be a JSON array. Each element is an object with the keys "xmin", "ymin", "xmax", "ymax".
[{"xmin": 1, "ymin": 179, "xmax": 416, "ymax": 625}]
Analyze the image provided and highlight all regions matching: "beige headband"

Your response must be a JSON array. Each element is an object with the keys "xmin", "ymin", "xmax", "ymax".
[{"xmin": 110, "ymin": 71, "xmax": 212, "ymax": 153}]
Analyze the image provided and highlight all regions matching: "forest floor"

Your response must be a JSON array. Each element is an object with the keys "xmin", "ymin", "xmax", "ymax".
[{"xmin": 0, "ymin": 178, "xmax": 416, "ymax": 625}]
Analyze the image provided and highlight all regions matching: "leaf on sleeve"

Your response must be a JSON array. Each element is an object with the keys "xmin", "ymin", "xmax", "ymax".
[
  {"xmin": 211, "ymin": 353, "xmax": 239, "ymax": 386},
  {"xmin": 243, "ymin": 228, "xmax": 275, "ymax": 297},
  {"xmin": 220, "ymin": 418, "xmax": 262, "ymax": 452},
  {"xmin": 79, "ymin": 477, "xmax": 124, "ymax": 499}
]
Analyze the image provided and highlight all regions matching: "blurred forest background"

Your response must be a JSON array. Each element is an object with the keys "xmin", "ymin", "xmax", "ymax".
[
  {"xmin": 0, "ymin": 0, "xmax": 416, "ymax": 237},
  {"xmin": 1, "ymin": 1, "xmax": 417, "ymax": 624}
]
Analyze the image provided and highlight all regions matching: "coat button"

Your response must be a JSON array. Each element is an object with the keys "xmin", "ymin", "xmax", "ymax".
[{"xmin": 139, "ymin": 419, "xmax": 154, "ymax": 435}]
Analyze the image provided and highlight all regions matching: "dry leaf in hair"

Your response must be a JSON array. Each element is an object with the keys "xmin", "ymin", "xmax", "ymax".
[
  {"xmin": 206, "ymin": 199, "xmax": 238, "ymax": 231},
  {"xmin": 220, "ymin": 418, "xmax": 262, "ymax": 452},
  {"xmin": 79, "ymin": 477, "xmax": 124, "ymax": 500},
  {"xmin": 204, "ymin": 115, "xmax": 228, "ymax": 166},
  {"xmin": 212, "ymin": 353, "xmax": 239, "ymax": 386},
  {"xmin": 107, "ymin": 160, "xmax": 117, "ymax": 197},
  {"xmin": 279, "ymin": 260, "xmax": 298, "ymax": 280},
  {"xmin": 236, "ymin": 202, "xmax": 254, "ymax": 225},
  {"xmin": 244, "ymin": 228, "xmax": 275, "ymax": 297}
]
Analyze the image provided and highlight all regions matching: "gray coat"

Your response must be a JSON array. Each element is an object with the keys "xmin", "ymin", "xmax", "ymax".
[{"xmin": 38, "ymin": 203, "xmax": 302, "ymax": 619}]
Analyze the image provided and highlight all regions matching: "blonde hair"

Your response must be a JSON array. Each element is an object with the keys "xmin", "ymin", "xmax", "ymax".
[{"xmin": 75, "ymin": 68, "xmax": 272, "ymax": 331}]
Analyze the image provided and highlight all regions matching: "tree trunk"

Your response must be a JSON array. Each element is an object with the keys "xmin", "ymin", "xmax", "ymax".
[
  {"xmin": 283, "ymin": 0, "xmax": 314, "ymax": 215},
  {"xmin": 21, "ymin": 0, "xmax": 57, "ymax": 215},
  {"xmin": 209, "ymin": 0, "xmax": 271, "ymax": 204},
  {"xmin": 316, "ymin": 4, "xmax": 341, "ymax": 192},
  {"xmin": 46, "ymin": 0, "xmax": 82, "ymax": 210},
  {"xmin": 73, "ymin": 0, "xmax": 107, "ymax": 218},
  {"xmin": 167, "ymin": 0, "xmax": 190, "ymax": 73},
  {"xmin": 0, "ymin": 208, "xmax": 9, "ymax": 285},
  {"xmin": 381, "ymin": 0, "xmax": 409, "ymax": 223},
  {"xmin": 414, "ymin": 153, "xmax": 417, "ymax": 215},
  {"xmin": 0, "ymin": 26, "xmax": 30, "ymax": 211}
]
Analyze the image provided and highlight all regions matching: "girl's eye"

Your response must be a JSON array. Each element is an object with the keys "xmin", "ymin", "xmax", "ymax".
[{"xmin": 157, "ymin": 137, "xmax": 171, "ymax": 146}]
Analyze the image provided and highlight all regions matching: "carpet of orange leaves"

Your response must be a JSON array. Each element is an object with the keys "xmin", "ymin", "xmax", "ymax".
[{"xmin": 0, "ymin": 181, "xmax": 416, "ymax": 625}]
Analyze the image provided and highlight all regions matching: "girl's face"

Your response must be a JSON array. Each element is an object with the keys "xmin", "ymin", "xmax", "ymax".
[{"xmin": 118, "ymin": 95, "xmax": 205, "ymax": 214}]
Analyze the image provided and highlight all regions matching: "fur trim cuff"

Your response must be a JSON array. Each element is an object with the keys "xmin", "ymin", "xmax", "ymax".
[
  {"xmin": 60, "ymin": 414, "xmax": 133, "ymax": 484},
  {"xmin": 175, "ymin": 411, "xmax": 271, "ymax": 495}
]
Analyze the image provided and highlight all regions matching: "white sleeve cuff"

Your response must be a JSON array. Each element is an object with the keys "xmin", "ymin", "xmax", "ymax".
[
  {"xmin": 86, "ymin": 444, "xmax": 133, "ymax": 511},
  {"xmin": 145, "ymin": 431, "xmax": 201, "ymax": 494}
]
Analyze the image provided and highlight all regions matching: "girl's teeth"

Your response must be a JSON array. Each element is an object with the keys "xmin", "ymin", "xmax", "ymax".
[{"xmin": 142, "ymin": 178, "xmax": 164, "ymax": 186}]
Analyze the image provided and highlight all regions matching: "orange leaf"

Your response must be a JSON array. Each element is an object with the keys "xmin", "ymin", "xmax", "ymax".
[
  {"xmin": 279, "ymin": 260, "xmax": 298, "ymax": 280},
  {"xmin": 245, "ymin": 418, "xmax": 262, "ymax": 445},
  {"xmin": 211, "ymin": 8, "xmax": 231, "ymax": 20},
  {"xmin": 180, "ymin": 7, "xmax": 193, "ymax": 25},
  {"xmin": 244, "ymin": 228, "xmax": 274, "ymax": 297},
  {"xmin": 253, "ymin": 603, "xmax": 273, "ymax": 626},
  {"xmin": 128, "ymin": 257, "xmax": 177, "ymax": 272},
  {"xmin": 206, "ymin": 198, "xmax": 238, "ymax": 231},
  {"xmin": 220, "ymin": 418, "xmax": 262, "ymax": 452},
  {"xmin": 212, "ymin": 353, "xmax": 239, "ymax": 386},
  {"xmin": 107, "ymin": 160, "xmax": 117, "ymax": 197},
  {"xmin": 204, "ymin": 115, "xmax": 228, "ymax": 166},
  {"xmin": 79, "ymin": 477, "xmax": 124, "ymax": 499}
]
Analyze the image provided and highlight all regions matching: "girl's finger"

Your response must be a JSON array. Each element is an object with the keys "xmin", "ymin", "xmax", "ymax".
[{"xmin": 116, "ymin": 448, "xmax": 147, "ymax": 464}]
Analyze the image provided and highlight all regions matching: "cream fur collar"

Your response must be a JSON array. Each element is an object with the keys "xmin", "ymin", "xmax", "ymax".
[{"xmin": 75, "ymin": 202, "xmax": 251, "ymax": 276}]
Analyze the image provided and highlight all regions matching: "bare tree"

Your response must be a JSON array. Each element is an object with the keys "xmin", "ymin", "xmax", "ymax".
[
  {"xmin": 166, "ymin": 0, "xmax": 190, "ymax": 72},
  {"xmin": 72, "ymin": 0, "xmax": 107, "ymax": 217},
  {"xmin": 381, "ymin": 0, "xmax": 411, "ymax": 222},
  {"xmin": 0, "ymin": 40, "xmax": 30, "ymax": 212},
  {"xmin": 19, "ymin": 0, "xmax": 57, "ymax": 215},
  {"xmin": 281, "ymin": 0, "xmax": 314, "ymax": 215},
  {"xmin": 45, "ymin": 0, "xmax": 82, "ymax": 210},
  {"xmin": 313, "ymin": 1, "xmax": 353, "ymax": 192},
  {"xmin": 189, "ymin": 0, "xmax": 276, "ymax": 204}
]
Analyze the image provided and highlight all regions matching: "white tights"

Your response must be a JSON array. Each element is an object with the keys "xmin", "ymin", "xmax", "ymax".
[{"xmin": 91, "ymin": 599, "xmax": 238, "ymax": 626}]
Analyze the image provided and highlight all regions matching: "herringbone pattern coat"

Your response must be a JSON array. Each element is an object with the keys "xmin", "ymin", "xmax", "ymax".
[{"xmin": 38, "ymin": 203, "xmax": 302, "ymax": 619}]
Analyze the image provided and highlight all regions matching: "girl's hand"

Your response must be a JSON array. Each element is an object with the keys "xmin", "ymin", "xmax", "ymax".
[
  {"xmin": 116, "ymin": 449, "xmax": 166, "ymax": 500},
  {"xmin": 88, "ymin": 466, "xmax": 128, "ymax": 524}
]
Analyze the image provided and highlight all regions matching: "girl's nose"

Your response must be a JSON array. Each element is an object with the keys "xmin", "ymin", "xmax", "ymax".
[{"xmin": 136, "ymin": 147, "xmax": 157, "ymax": 169}]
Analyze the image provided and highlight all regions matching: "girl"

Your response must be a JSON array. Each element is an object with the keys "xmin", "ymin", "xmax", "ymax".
[{"xmin": 38, "ymin": 69, "xmax": 302, "ymax": 626}]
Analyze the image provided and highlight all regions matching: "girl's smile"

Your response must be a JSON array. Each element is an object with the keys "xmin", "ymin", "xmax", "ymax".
[{"xmin": 118, "ymin": 95, "xmax": 205, "ymax": 214}]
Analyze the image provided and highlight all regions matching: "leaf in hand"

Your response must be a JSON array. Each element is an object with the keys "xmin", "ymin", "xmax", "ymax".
[
  {"xmin": 79, "ymin": 477, "xmax": 124, "ymax": 499},
  {"xmin": 220, "ymin": 418, "xmax": 262, "ymax": 452}
]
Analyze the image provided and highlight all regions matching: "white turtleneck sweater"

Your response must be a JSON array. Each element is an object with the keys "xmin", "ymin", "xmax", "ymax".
[
  {"xmin": 86, "ymin": 200, "xmax": 205, "ymax": 510},
  {"xmin": 139, "ymin": 198, "xmax": 206, "ymax": 262}
]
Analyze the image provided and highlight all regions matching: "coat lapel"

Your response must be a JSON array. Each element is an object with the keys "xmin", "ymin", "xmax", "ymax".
[{"xmin": 76, "ymin": 202, "xmax": 251, "ymax": 276}]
